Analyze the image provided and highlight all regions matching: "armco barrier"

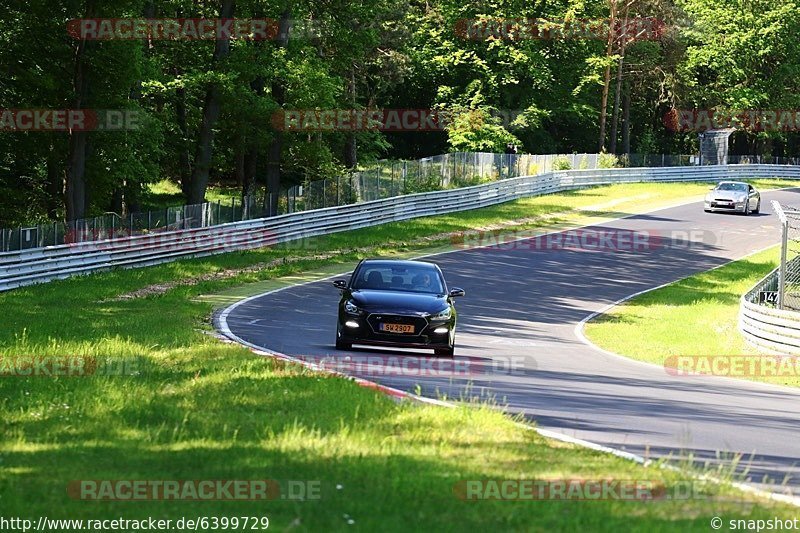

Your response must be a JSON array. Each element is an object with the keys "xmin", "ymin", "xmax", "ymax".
[
  {"xmin": 2, "ymin": 164, "xmax": 800, "ymax": 292},
  {"xmin": 740, "ymin": 268, "xmax": 800, "ymax": 354}
]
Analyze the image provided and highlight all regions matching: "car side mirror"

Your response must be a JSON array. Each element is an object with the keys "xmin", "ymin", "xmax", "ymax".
[
  {"xmin": 333, "ymin": 279, "xmax": 348, "ymax": 289},
  {"xmin": 449, "ymin": 288, "xmax": 465, "ymax": 297}
]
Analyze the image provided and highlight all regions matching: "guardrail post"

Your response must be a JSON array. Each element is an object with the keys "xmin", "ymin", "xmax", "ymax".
[{"xmin": 779, "ymin": 218, "xmax": 789, "ymax": 310}]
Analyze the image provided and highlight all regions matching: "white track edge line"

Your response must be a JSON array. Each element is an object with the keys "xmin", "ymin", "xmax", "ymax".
[{"xmin": 216, "ymin": 186, "xmax": 800, "ymax": 507}]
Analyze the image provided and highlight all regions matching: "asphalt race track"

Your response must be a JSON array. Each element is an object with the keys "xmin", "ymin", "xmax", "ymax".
[{"xmin": 219, "ymin": 188, "xmax": 800, "ymax": 494}]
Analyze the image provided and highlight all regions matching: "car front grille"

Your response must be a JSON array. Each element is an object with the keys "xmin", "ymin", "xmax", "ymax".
[{"xmin": 366, "ymin": 313, "xmax": 429, "ymax": 335}]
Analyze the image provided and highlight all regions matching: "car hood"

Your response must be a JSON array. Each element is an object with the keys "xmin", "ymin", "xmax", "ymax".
[
  {"xmin": 350, "ymin": 289, "xmax": 448, "ymax": 314},
  {"xmin": 706, "ymin": 190, "xmax": 747, "ymax": 201}
]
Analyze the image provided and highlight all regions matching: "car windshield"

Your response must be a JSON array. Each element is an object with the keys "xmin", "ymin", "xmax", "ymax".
[
  {"xmin": 351, "ymin": 264, "xmax": 445, "ymax": 294},
  {"xmin": 716, "ymin": 183, "xmax": 747, "ymax": 192}
]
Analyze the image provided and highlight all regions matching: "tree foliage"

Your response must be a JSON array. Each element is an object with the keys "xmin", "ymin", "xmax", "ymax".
[{"xmin": 0, "ymin": 0, "xmax": 797, "ymax": 226}]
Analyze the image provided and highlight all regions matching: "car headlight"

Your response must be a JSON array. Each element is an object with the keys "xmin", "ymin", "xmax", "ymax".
[
  {"xmin": 429, "ymin": 307, "xmax": 452, "ymax": 321},
  {"xmin": 344, "ymin": 300, "xmax": 361, "ymax": 314}
]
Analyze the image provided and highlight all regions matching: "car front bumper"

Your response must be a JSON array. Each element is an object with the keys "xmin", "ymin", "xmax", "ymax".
[
  {"xmin": 338, "ymin": 313, "xmax": 454, "ymax": 349},
  {"xmin": 704, "ymin": 201, "xmax": 747, "ymax": 213}
]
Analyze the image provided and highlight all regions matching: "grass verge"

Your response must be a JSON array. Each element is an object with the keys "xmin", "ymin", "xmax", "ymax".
[
  {"xmin": 2, "ymin": 180, "xmax": 799, "ymax": 531},
  {"xmin": 583, "ymin": 246, "xmax": 800, "ymax": 387}
]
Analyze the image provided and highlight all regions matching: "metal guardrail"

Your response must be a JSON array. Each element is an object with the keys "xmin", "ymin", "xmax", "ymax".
[
  {"xmin": 740, "ymin": 267, "xmax": 800, "ymax": 355},
  {"xmin": 770, "ymin": 201, "xmax": 800, "ymax": 311},
  {"xmin": 739, "ymin": 201, "xmax": 800, "ymax": 354},
  {"xmin": 3, "ymin": 164, "xmax": 800, "ymax": 293}
]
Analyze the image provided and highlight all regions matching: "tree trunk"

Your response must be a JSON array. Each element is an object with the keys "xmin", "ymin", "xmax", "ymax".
[
  {"xmin": 186, "ymin": 0, "xmax": 235, "ymax": 205},
  {"xmin": 235, "ymin": 140, "xmax": 246, "ymax": 188},
  {"xmin": 622, "ymin": 81, "xmax": 631, "ymax": 154},
  {"xmin": 65, "ymin": 112, "xmax": 87, "ymax": 221},
  {"xmin": 113, "ymin": 0, "xmax": 154, "ymax": 215},
  {"xmin": 344, "ymin": 67, "xmax": 358, "ymax": 169},
  {"xmin": 265, "ymin": 10, "xmax": 291, "ymax": 216},
  {"xmin": 243, "ymin": 56, "xmax": 265, "ymax": 200},
  {"xmin": 176, "ymin": 83, "xmax": 192, "ymax": 198},
  {"xmin": 609, "ymin": 5, "xmax": 630, "ymax": 154},
  {"xmin": 65, "ymin": 0, "xmax": 94, "ymax": 222},
  {"xmin": 244, "ymin": 148, "xmax": 258, "ymax": 196},
  {"xmin": 598, "ymin": 0, "xmax": 618, "ymax": 152},
  {"xmin": 609, "ymin": 55, "xmax": 624, "ymax": 154},
  {"xmin": 45, "ymin": 142, "xmax": 63, "ymax": 220},
  {"xmin": 111, "ymin": 186, "xmax": 124, "ymax": 214}
]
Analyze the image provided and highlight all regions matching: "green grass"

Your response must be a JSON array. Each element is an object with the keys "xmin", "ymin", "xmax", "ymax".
[
  {"xmin": 583, "ymin": 246, "xmax": 800, "ymax": 386},
  {"xmin": 2, "ymin": 180, "xmax": 799, "ymax": 531},
  {"xmin": 143, "ymin": 179, "xmax": 241, "ymax": 211}
]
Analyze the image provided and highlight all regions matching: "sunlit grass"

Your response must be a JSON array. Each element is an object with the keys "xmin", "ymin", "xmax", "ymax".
[
  {"xmin": 144, "ymin": 179, "xmax": 241, "ymax": 211},
  {"xmin": 583, "ymin": 246, "xmax": 800, "ymax": 386},
  {"xmin": 2, "ymin": 181, "xmax": 799, "ymax": 530}
]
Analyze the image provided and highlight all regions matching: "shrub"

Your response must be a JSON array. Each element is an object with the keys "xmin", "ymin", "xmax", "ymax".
[
  {"xmin": 553, "ymin": 156, "xmax": 572, "ymax": 171},
  {"xmin": 599, "ymin": 152, "xmax": 619, "ymax": 168}
]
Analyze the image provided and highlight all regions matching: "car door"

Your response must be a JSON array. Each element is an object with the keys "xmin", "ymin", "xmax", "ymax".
[{"xmin": 748, "ymin": 185, "xmax": 757, "ymax": 209}]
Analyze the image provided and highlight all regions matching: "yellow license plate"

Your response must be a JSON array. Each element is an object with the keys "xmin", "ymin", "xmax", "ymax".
[{"xmin": 380, "ymin": 323, "xmax": 414, "ymax": 334}]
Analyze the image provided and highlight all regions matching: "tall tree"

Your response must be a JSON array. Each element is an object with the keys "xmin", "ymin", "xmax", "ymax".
[
  {"xmin": 186, "ymin": 0, "xmax": 235, "ymax": 205},
  {"xmin": 65, "ymin": 0, "xmax": 95, "ymax": 221}
]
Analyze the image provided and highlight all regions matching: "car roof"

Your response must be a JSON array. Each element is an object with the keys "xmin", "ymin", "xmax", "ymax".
[
  {"xmin": 717, "ymin": 181, "xmax": 749, "ymax": 186},
  {"xmin": 358, "ymin": 259, "xmax": 439, "ymax": 269}
]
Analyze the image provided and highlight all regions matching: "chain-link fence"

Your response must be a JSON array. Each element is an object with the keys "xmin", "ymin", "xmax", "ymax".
[
  {"xmin": 5, "ymin": 151, "xmax": 800, "ymax": 252},
  {"xmin": 0, "ymin": 194, "xmax": 277, "ymax": 252},
  {"xmin": 774, "ymin": 202, "xmax": 800, "ymax": 311},
  {"xmin": 289, "ymin": 152, "xmax": 697, "ymax": 212},
  {"xmin": 288, "ymin": 152, "xmax": 800, "ymax": 213}
]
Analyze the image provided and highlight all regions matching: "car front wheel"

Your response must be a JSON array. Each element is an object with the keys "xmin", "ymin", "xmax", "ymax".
[
  {"xmin": 335, "ymin": 325, "xmax": 351, "ymax": 350},
  {"xmin": 435, "ymin": 345, "xmax": 455, "ymax": 357}
]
